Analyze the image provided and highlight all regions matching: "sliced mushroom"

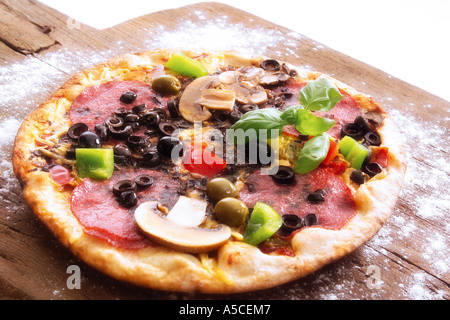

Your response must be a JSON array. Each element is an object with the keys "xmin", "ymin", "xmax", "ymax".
[
  {"xmin": 178, "ymin": 76, "xmax": 219, "ymax": 123},
  {"xmin": 218, "ymin": 70, "xmax": 243, "ymax": 84},
  {"xmin": 237, "ymin": 67, "xmax": 264, "ymax": 86},
  {"xmin": 216, "ymin": 67, "xmax": 268, "ymax": 105},
  {"xmin": 135, "ymin": 200, "xmax": 231, "ymax": 253},
  {"xmin": 230, "ymin": 82, "xmax": 268, "ymax": 105},
  {"xmin": 259, "ymin": 71, "xmax": 290, "ymax": 86},
  {"xmin": 196, "ymin": 88, "xmax": 236, "ymax": 112}
]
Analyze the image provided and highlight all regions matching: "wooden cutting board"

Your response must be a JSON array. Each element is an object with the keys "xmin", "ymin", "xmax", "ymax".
[{"xmin": 0, "ymin": 0, "xmax": 448, "ymax": 300}]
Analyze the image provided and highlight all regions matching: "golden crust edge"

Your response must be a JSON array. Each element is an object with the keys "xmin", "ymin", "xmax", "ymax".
[{"xmin": 12, "ymin": 49, "xmax": 407, "ymax": 294}]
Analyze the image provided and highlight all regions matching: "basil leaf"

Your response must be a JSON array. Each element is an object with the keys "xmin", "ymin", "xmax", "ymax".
[
  {"xmin": 229, "ymin": 108, "xmax": 286, "ymax": 144},
  {"xmin": 293, "ymin": 133, "xmax": 330, "ymax": 174},
  {"xmin": 295, "ymin": 109, "xmax": 335, "ymax": 136},
  {"xmin": 299, "ymin": 78, "xmax": 343, "ymax": 112},
  {"xmin": 280, "ymin": 105, "xmax": 301, "ymax": 124}
]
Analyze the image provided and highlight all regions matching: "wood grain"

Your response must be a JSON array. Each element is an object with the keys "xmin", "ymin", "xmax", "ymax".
[
  {"xmin": 0, "ymin": 2, "xmax": 57, "ymax": 54},
  {"xmin": 0, "ymin": 0, "xmax": 448, "ymax": 300}
]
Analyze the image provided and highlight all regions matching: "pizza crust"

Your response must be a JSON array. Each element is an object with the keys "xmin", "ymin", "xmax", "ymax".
[{"xmin": 13, "ymin": 49, "xmax": 406, "ymax": 293}]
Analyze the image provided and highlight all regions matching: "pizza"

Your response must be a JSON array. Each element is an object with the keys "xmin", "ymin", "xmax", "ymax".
[{"xmin": 12, "ymin": 49, "xmax": 406, "ymax": 293}]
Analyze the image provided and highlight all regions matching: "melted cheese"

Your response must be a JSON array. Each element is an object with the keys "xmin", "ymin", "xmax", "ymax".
[{"xmin": 199, "ymin": 253, "xmax": 234, "ymax": 285}]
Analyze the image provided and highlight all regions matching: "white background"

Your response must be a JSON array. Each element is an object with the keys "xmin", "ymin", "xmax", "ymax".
[{"xmin": 39, "ymin": 0, "xmax": 450, "ymax": 102}]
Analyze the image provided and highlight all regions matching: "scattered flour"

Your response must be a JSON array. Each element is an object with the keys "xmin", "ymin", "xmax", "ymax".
[
  {"xmin": 0, "ymin": 56, "xmax": 65, "ymax": 114},
  {"xmin": 0, "ymin": 118, "xmax": 21, "ymax": 146},
  {"xmin": 365, "ymin": 102, "xmax": 450, "ymax": 299},
  {"xmin": 142, "ymin": 17, "xmax": 301, "ymax": 57},
  {"xmin": 406, "ymin": 272, "xmax": 447, "ymax": 300},
  {"xmin": 0, "ymin": 118, "xmax": 22, "ymax": 210},
  {"xmin": 0, "ymin": 12, "xmax": 448, "ymax": 299}
]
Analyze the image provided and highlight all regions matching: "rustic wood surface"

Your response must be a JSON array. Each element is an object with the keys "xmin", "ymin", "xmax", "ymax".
[{"xmin": 0, "ymin": 0, "xmax": 448, "ymax": 300}]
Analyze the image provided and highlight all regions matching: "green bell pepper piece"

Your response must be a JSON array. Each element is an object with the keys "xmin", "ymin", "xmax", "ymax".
[
  {"xmin": 76, "ymin": 148, "xmax": 114, "ymax": 180},
  {"xmin": 243, "ymin": 202, "xmax": 282, "ymax": 246},
  {"xmin": 338, "ymin": 136, "xmax": 369, "ymax": 170},
  {"xmin": 164, "ymin": 52, "xmax": 209, "ymax": 78}
]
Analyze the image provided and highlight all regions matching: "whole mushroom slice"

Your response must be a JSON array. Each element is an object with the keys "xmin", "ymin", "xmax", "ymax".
[
  {"xmin": 135, "ymin": 200, "xmax": 232, "ymax": 253},
  {"xmin": 178, "ymin": 76, "xmax": 219, "ymax": 123}
]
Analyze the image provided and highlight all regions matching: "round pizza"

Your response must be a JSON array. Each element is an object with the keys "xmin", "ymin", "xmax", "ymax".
[{"xmin": 12, "ymin": 49, "xmax": 406, "ymax": 293}]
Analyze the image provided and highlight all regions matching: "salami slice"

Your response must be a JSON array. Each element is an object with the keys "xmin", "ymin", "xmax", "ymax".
[
  {"xmin": 69, "ymin": 80, "xmax": 168, "ymax": 130},
  {"xmin": 239, "ymin": 167, "xmax": 356, "ymax": 230},
  {"xmin": 317, "ymin": 92, "xmax": 362, "ymax": 138},
  {"xmin": 71, "ymin": 168, "xmax": 181, "ymax": 249}
]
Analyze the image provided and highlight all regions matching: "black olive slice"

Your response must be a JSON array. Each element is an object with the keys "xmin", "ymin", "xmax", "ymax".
[
  {"xmin": 120, "ymin": 91, "xmax": 137, "ymax": 104},
  {"xmin": 167, "ymin": 99, "xmax": 181, "ymax": 118},
  {"xmin": 364, "ymin": 132, "xmax": 382, "ymax": 146},
  {"xmin": 304, "ymin": 213, "xmax": 318, "ymax": 227},
  {"xmin": 114, "ymin": 155, "xmax": 127, "ymax": 164},
  {"xmin": 239, "ymin": 104, "xmax": 259, "ymax": 114},
  {"xmin": 260, "ymin": 59, "xmax": 280, "ymax": 71},
  {"xmin": 153, "ymin": 108, "xmax": 168, "ymax": 122},
  {"xmin": 277, "ymin": 91, "xmax": 293, "ymax": 100},
  {"xmin": 132, "ymin": 104, "xmax": 147, "ymax": 115},
  {"xmin": 354, "ymin": 116, "xmax": 371, "ymax": 134},
  {"xmin": 228, "ymin": 109, "xmax": 242, "ymax": 124},
  {"xmin": 126, "ymin": 135, "xmax": 144, "ymax": 150},
  {"xmin": 112, "ymin": 179, "xmax": 137, "ymax": 197},
  {"xmin": 113, "ymin": 144, "xmax": 132, "ymax": 157},
  {"xmin": 68, "ymin": 123, "xmax": 89, "ymax": 141},
  {"xmin": 108, "ymin": 125, "xmax": 133, "ymax": 140},
  {"xmin": 105, "ymin": 116, "xmax": 124, "ymax": 128},
  {"xmin": 78, "ymin": 131, "xmax": 102, "ymax": 148},
  {"xmin": 140, "ymin": 150, "xmax": 162, "ymax": 168},
  {"xmin": 141, "ymin": 111, "xmax": 160, "ymax": 128},
  {"xmin": 124, "ymin": 113, "xmax": 140, "ymax": 123},
  {"xmin": 364, "ymin": 162, "xmax": 383, "ymax": 177},
  {"xmin": 118, "ymin": 190, "xmax": 138, "ymax": 208},
  {"xmin": 157, "ymin": 136, "xmax": 184, "ymax": 158},
  {"xmin": 271, "ymin": 166, "xmax": 295, "ymax": 185},
  {"xmin": 65, "ymin": 145, "xmax": 76, "ymax": 159},
  {"xmin": 114, "ymin": 107, "xmax": 131, "ymax": 118},
  {"xmin": 341, "ymin": 123, "xmax": 364, "ymax": 140},
  {"xmin": 211, "ymin": 110, "xmax": 229, "ymax": 122},
  {"xmin": 135, "ymin": 174, "xmax": 155, "ymax": 190},
  {"xmin": 94, "ymin": 123, "xmax": 109, "ymax": 141},
  {"xmin": 157, "ymin": 122, "xmax": 178, "ymax": 137},
  {"xmin": 125, "ymin": 120, "xmax": 141, "ymax": 131},
  {"xmin": 350, "ymin": 169, "xmax": 365, "ymax": 185},
  {"xmin": 307, "ymin": 189, "xmax": 325, "ymax": 203},
  {"xmin": 280, "ymin": 214, "xmax": 304, "ymax": 234}
]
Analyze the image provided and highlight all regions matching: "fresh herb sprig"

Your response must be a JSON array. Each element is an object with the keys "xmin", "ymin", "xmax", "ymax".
[{"xmin": 230, "ymin": 77, "xmax": 343, "ymax": 173}]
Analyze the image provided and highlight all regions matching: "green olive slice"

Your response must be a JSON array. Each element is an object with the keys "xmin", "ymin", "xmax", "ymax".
[
  {"xmin": 206, "ymin": 178, "xmax": 239, "ymax": 203},
  {"xmin": 214, "ymin": 197, "xmax": 249, "ymax": 227},
  {"xmin": 152, "ymin": 75, "xmax": 181, "ymax": 95}
]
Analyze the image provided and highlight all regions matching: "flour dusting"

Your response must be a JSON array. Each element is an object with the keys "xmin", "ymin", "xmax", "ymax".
[
  {"xmin": 0, "ymin": 12, "xmax": 448, "ymax": 299},
  {"xmin": 142, "ymin": 16, "xmax": 301, "ymax": 58},
  {"xmin": 0, "ymin": 56, "xmax": 65, "ymax": 114}
]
